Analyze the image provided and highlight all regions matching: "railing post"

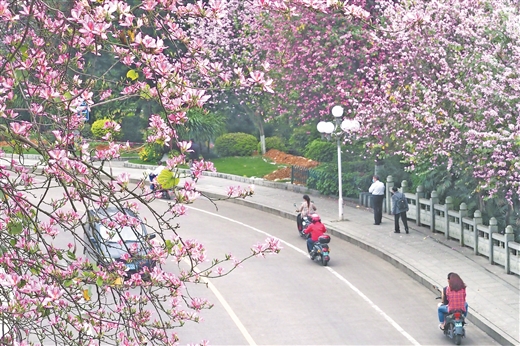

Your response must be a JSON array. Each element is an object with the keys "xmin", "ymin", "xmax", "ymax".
[
  {"xmin": 488, "ymin": 217, "xmax": 498, "ymax": 264},
  {"xmin": 459, "ymin": 203, "xmax": 467, "ymax": 246},
  {"xmin": 430, "ymin": 191, "xmax": 439, "ymax": 232},
  {"xmin": 473, "ymin": 210, "xmax": 482, "ymax": 255},
  {"xmin": 504, "ymin": 225, "xmax": 514, "ymax": 274},
  {"xmin": 401, "ymin": 180, "xmax": 408, "ymax": 193},
  {"xmin": 445, "ymin": 196, "xmax": 453, "ymax": 240},
  {"xmin": 290, "ymin": 166, "xmax": 294, "ymax": 184},
  {"xmin": 386, "ymin": 175, "xmax": 394, "ymax": 215},
  {"xmin": 416, "ymin": 185, "xmax": 424, "ymax": 226}
]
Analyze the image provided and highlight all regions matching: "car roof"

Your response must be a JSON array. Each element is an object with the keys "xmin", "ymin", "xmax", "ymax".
[{"xmin": 88, "ymin": 207, "xmax": 137, "ymax": 219}]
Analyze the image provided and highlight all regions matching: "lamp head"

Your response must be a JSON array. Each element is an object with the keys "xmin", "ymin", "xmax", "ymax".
[
  {"xmin": 340, "ymin": 119, "xmax": 361, "ymax": 133},
  {"xmin": 317, "ymin": 121, "xmax": 335, "ymax": 134},
  {"xmin": 331, "ymin": 105, "xmax": 344, "ymax": 118}
]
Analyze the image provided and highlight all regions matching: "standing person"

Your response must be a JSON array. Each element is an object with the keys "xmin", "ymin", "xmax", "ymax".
[
  {"xmin": 369, "ymin": 175, "xmax": 385, "ymax": 225},
  {"xmin": 189, "ymin": 139, "xmax": 200, "ymax": 163},
  {"xmin": 296, "ymin": 194, "xmax": 317, "ymax": 231},
  {"xmin": 303, "ymin": 214, "xmax": 326, "ymax": 255},
  {"xmin": 391, "ymin": 186, "xmax": 409, "ymax": 234},
  {"xmin": 188, "ymin": 139, "xmax": 201, "ymax": 177},
  {"xmin": 438, "ymin": 272, "xmax": 468, "ymax": 330}
]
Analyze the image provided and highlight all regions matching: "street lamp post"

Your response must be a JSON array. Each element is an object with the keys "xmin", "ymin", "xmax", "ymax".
[{"xmin": 317, "ymin": 106, "xmax": 360, "ymax": 220}]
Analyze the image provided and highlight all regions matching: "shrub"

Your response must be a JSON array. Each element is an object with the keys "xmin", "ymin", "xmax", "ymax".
[
  {"xmin": 214, "ymin": 132, "xmax": 258, "ymax": 157},
  {"xmin": 121, "ymin": 115, "xmax": 146, "ymax": 142},
  {"xmin": 80, "ymin": 123, "xmax": 92, "ymax": 139},
  {"xmin": 304, "ymin": 139, "xmax": 336, "ymax": 162},
  {"xmin": 91, "ymin": 118, "xmax": 121, "ymax": 140},
  {"xmin": 138, "ymin": 143, "xmax": 163, "ymax": 163},
  {"xmin": 288, "ymin": 125, "xmax": 320, "ymax": 155},
  {"xmin": 258, "ymin": 136, "xmax": 286, "ymax": 153},
  {"xmin": 307, "ymin": 159, "xmax": 373, "ymax": 198}
]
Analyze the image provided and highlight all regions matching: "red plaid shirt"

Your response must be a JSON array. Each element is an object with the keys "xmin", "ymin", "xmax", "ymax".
[{"xmin": 447, "ymin": 287, "xmax": 466, "ymax": 312}]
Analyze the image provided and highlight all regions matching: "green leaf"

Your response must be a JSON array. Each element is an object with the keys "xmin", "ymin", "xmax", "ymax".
[
  {"xmin": 157, "ymin": 169, "xmax": 180, "ymax": 189},
  {"xmin": 126, "ymin": 69, "xmax": 139, "ymax": 81},
  {"xmin": 8, "ymin": 222, "xmax": 23, "ymax": 235},
  {"xmin": 96, "ymin": 277, "xmax": 103, "ymax": 287},
  {"xmin": 19, "ymin": 45, "xmax": 29, "ymax": 61},
  {"xmin": 63, "ymin": 279, "xmax": 74, "ymax": 287},
  {"xmin": 67, "ymin": 250, "xmax": 76, "ymax": 260}
]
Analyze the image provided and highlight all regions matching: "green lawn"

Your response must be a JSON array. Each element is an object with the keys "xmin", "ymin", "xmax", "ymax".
[
  {"xmin": 211, "ymin": 156, "xmax": 284, "ymax": 177},
  {"xmin": 129, "ymin": 156, "xmax": 285, "ymax": 177}
]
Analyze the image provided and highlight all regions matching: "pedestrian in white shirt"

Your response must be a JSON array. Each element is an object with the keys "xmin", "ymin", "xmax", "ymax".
[{"xmin": 368, "ymin": 175, "xmax": 385, "ymax": 225}]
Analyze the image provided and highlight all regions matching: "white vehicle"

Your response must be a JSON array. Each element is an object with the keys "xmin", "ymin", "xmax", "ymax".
[{"xmin": 0, "ymin": 269, "xmax": 22, "ymax": 344}]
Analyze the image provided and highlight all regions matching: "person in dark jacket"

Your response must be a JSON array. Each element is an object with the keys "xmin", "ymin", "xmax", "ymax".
[{"xmin": 391, "ymin": 186, "xmax": 409, "ymax": 234}]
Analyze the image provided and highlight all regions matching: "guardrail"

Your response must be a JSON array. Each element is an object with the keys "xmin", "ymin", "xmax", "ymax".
[{"xmin": 359, "ymin": 176, "xmax": 519, "ymax": 276}]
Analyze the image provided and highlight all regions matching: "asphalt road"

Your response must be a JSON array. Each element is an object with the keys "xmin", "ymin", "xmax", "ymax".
[
  {"xmin": 155, "ymin": 197, "xmax": 498, "ymax": 346},
  {"xmin": 20, "ymin": 182, "xmax": 498, "ymax": 345}
]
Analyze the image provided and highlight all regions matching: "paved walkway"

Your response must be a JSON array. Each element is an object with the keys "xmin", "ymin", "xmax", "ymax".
[{"xmin": 15, "ymin": 158, "xmax": 520, "ymax": 345}]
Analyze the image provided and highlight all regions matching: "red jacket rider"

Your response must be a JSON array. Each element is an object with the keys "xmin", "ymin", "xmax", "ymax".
[{"xmin": 304, "ymin": 214, "xmax": 326, "ymax": 253}]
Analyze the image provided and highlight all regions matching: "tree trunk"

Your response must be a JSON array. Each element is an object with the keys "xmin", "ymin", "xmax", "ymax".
[
  {"xmin": 374, "ymin": 159, "xmax": 384, "ymax": 178},
  {"xmin": 257, "ymin": 111, "xmax": 266, "ymax": 155}
]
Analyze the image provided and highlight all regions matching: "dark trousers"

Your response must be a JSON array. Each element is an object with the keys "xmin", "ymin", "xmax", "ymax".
[
  {"xmin": 372, "ymin": 195, "xmax": 384, "ymax": 224},
  {"xmin": 394, "ymin": 211, "xmax": 409, "ymax": 232},
  {"xmin": 307, "ymin": 238, "xmax": 316, "ymax": 253}
]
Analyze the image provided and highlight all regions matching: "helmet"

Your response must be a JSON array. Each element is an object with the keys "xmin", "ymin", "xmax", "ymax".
[{"xmin": 311, "ymin": 214, "xmax": 321, "ymax": 223}]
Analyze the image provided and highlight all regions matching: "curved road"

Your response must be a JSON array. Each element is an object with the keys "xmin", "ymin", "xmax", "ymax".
[
  {"xmin": 156, "ymin": 198, "xmax": 497, "ymax": 345},
  {"xmin": 22, "ymin": 181, "xmax": 498, "ymax": 345}
]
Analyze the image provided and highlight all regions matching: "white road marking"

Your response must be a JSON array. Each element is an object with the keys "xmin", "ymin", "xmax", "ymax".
[
  {"xmin": 186, "ymin": 205, "xmax": 421, "ymax": 346},
  {"xmin": 190, "ymin": 264, "xmax": 257, "ymax": 346}
]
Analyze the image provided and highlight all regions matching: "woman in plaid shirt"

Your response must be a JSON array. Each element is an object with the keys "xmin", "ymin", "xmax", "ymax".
[{"xmin": 438, "ymin": 272, "xmax": 468, "ymax": 330}]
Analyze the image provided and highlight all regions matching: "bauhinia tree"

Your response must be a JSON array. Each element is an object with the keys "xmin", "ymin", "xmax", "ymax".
[
  {"xmin": 256, "ymin": 0, "xmax": 519, "ymax": 223},
  {"xmin": 0, "ymin": 0, "xmax": 292, "ymax": 344},
  {"xmin": 353, "ymin": 0, "xmax": 520, "ymax": 204}
]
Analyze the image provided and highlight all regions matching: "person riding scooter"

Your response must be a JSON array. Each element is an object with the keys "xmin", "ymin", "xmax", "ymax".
[
  {"xmin": 303, "ymin": 214, "xmax": 326, "ymax": 255},
  {"xmin": 296, "ymin": 195, "xmax": 317, "ymax": 232},
  {"xmin": 148, "ymin": 165, "xmax": 170, "ymax": 199},
  {"xmin": 438, "ymin": 272, "xmax": 468, "ymax": 330}
]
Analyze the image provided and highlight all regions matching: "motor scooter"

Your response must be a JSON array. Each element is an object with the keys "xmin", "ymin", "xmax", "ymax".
[
  {"xmin": 435, "ymin": 286, "xmax": 466, "ymax": 345},
  {"xmin": 309, "ymin": 234, "xmax": 330, "ymax": 266},
  {"xmin": 294, "ymin": 203, "xmax": 311, "ymax": 238},
  {"xmin": 149, "ymin": 173, "xmax": 171, "ymax": 200}
]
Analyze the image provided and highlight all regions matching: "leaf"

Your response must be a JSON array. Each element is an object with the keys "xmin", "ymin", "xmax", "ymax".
[
  {"xmin": 67, "ymin": 250, "xmax": 76, "ymax": 260},
  {"xmin": 8, "ymin": 222, "xmax": 23, "ymax": 235},
  {"xmin": 157, "ymin": 169, "xmax": 180, "ymax": 189},
  {"xmin": 126, "ymin": 69, "xmax": 139, "ymax": 81},
  {"xmin": 64, "ymin": 279, "xmax": 73, "ymax": 287},
  {"xmin": 82, "ymin": 288, "xmax": 91, "ymax": 301},
  {"xmin": 96, "ymin": 277, "xmax": 103, "ymax": 287}
]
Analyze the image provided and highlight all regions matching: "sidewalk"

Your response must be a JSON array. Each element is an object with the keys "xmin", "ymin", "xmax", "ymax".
[{"xmin": 13, "ymin": 158, "xmax": 520, "ymax": 345}]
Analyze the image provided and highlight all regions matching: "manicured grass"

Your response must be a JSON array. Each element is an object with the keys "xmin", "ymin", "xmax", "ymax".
[
  {"xmin": 127, "ymin": 158, "xmax": 156, "ymax": 166},
  {"xmin": 128, "ymin": 155, "xmax": 284, "ymax": 177},
  {"xmin": 211, "ymin": 156, "xmax": 285, "ymax": 177},
  {"xmin": 0, "ymin": 146, "xmax": 41, "ymax": 155}
]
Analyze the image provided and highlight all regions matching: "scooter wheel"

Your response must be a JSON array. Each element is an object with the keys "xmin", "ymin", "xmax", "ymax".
[
  {"xmin": 322, "ymin": 255, "xmax": 329, "ymax": 266},
  {"xmin": 455, "ymin": 335, "xmax": 461, "ymax": 345}
]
